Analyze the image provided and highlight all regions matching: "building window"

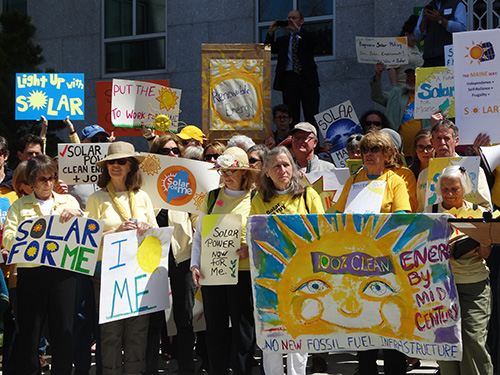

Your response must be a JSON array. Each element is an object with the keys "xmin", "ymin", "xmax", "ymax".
[
  {"xmin": 103, "ymin": 0, "xmax": 166, "ymax": 74},
  {"xmin": 464, "ymin": 0, "xmax": 500, "ymax": 30},
  {"xmin": 1, "ymin": 0, "xmax": 27, "ymax": 13},
  {"xmin": 256, "ymin": 0, "xmax": 335, "ymax": 59}
]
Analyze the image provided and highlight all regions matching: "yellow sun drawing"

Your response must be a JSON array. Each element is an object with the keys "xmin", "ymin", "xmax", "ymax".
[
  {"xmin": 154, "ymin": 114, "xmax": 171, "ymax": 132},
  {"xmin": 46, "ymin": 242, "xmax": 58, "ymax": 252},
  {"xmin": 88, "ymin": 223, "xmax": 97, "ymax": 231},
  {"xmin": 140, "ymin": 154, "xmax": 162, "ymax": 176},
  {"xmin": 465, "ymin": 41, "xmax": 484, "ymax": 65},
  {"xmin": 33, "ymin": 223, "xmax": 43, "ymax": 232},
  {"xmin": 156, "ymin": 88, "xmax": 179, "ymax": 111},
  {"xmin": 27, "ymin": 246, "xmax": 37, "ymax": 257},
  {"xmin": 193, "ymin": 192, "xmax": 207, "ymax": 210},
  {"xmin": 136, "ymin": 228, "xmax": 172, "ymax": 274},
  {"xmin": 27, "ymin": 90, "xmax": 48, "ymax": 110}
]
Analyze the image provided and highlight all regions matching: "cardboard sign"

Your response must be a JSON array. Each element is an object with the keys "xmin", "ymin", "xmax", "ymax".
[
  {"xmin": 15, "ymin": 73, "xmax": 84, "ymax": 120},
  {"xmin": 314, "ymin": 101, "xmax": 362, "ymax": 168},
  {"xmin": 7, "ymin": 216, "xmax": 104, "ymax": 275},
  {"xmin": 454, "ymin": 29, "xmax": 500, "ymax": 144},
  {"xmin": 100, "ymin": 227, "xmax": 174, "ymax": 324},
  {"xmin": 201, "ymin": 44, "xmax": 271, "ymax": 143},
  {"xmin": 303, "ymin": 168, "xmax": 350, "ymax": 212},
  {"xmin": 200, "ymin": 214, "xmax": 241, "ymax": 285},
  {"xmin": 445, "ymin": 45, "xmax": 454, "ymax": 66},
  {"xmin": 96, "ymin": 80, "xmax": 170, "ymax": 137},
  {"xmin": 426, "ymin": 156, "xmax": 480, "ymax": 206},
  {"xmin": 356, "ymin": 37, "xmax": 409, "ymax": 65},
  {"xmin": 345, "ymin": 180, "xmax": 386, "ymax": 213},
  {"xmin": 58, "ymin": 143, "xmax": 111, "ymax": 185},
  {"xmin": 139, "ymin": 153, "xmax": 220, "ymax": 213},
  {"xmin": 415, "ymin": 66, "xmax": 455, "ymax": 119},
  {"xmin": 248, "ymin": 213, "xmax": 460, "ymax": 360},
  {"xmin": 111, "ymin": 79, "xmax": 181, "ymax": 132}
]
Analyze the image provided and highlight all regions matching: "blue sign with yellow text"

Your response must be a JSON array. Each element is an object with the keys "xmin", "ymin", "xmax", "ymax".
[{"xmin": 15, "ymin": 73, "xmax": 85, "ymax": 120}]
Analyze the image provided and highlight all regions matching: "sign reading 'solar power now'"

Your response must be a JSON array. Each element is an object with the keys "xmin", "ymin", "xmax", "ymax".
[{"xmin": 58, "ymin": 143, "xmax": 111, "ymax": 185}]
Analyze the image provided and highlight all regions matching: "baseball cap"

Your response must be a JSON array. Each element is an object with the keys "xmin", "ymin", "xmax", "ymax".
[
  {"xmin": 177, "ymin": 125, "xmax": 204, "ymax": 142},
  {"xmin": 82, "ymin": 125, "xmax": 110, "ymax": 140},
  {"xmin": 289, "ymin": 122, "xmax": 317, "ymax": 137}
]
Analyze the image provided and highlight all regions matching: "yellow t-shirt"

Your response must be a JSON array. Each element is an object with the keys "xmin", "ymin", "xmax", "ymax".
[
  {"xmin": 249, "ymin": 187, "xmax": 325, "ymax": 216},
  {"xmin": 334, "ymin": 169, "xmax": 411, "ymax": 213},
  {"xmin": 391, "ymin": 166, "xmax": 417, "ymax": 213}
]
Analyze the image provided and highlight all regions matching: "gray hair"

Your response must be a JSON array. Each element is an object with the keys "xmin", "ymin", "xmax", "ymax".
[
  {"xmin": 259, "ymin": 146, "xmax": 304, "ymax": 202},
  {"xmin": 184, "ymin": 145, "xmax": 204, "ymax": 160},
  {"xmin": 436, "ymin": 165, "xmax": 473, "ymax": 196},
  {"xmin": 227, "ymin": 135, "xmax": 255, "ymax": 152},
  {"xmin": 247, "ymin": 144, "xmax": 269, "ymax": 161}
]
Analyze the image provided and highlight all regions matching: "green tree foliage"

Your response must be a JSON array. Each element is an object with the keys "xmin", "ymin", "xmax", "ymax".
[{"xmin": 0, "ymin": 10, "xmax": 63, "ymax": 164}]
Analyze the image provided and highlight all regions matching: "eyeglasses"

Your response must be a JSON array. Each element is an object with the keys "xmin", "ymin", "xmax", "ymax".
[
  {"xmin": 0, "ymin": 150, "xmax": 5, "ymax": 156},
  {"xmin": 292, "ymin": 136, "xmax": 315, "ymax": 143},
  {"xmin": 204, "ymin": 153, "xmax": 220, "ymax": 161},
  {"xmin": 181, "ymin": 139, "xmax": 196, "ymax": 146},
  {"xmin": 36, "ymin": 175, "xmax": 57, "ymax": 184},
  {"xmin": 107, "ymin": 158, "xmax": 128, "ymax": 165},
  {"xmin": 365, "ymin": 121, "xmax": 382, "ymax": 127},
  {"xmin": 347, "ymin": 135, "xmax": 363, "ymax": 143},
  {"xmin": 416, "ymin": 144, "xmax": 434, "ymax": 152},
  {"xmin": 159, "ymin": 147, "xmax": 180, "ymax": 155},
  {"xmin": 91, "ymin": 136, "xmax": 108, "ymax": 143},
  {"xmin": 218, "ymin": 170, "xmax": 237, "ymax": 176},
  {"xmin": 249, "ymin": 158, "xmax": 261, "ymax": 164},
  {"xmin": 275, "ymin": 116, "xmax": 290, "ymax": 120},
  {"xmin": 360, "ymin": 146, "xmax": 381, "ymax": 154}
]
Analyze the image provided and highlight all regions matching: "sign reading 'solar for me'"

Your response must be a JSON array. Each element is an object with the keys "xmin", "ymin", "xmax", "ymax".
[
  {"xmin": 139, "ymin": 153, "xmax": 220, "ymax": 213},
  {"xmin": 58, "ymin": 143, "xmax": 111, "ymax": 185},
  {"xmin": 111, "ymin": 79, "xmax": 182, "ymax": 132},
  {"xmin": 454, "ymin": 29, "xmax": 500, "ymax": 144},
  {"xmin": 7, "ymin": 216, "xmax": 104, "ymax": 275},
  {"xmin": 200, "ymin": 214, "xmax": 241, "ymax": 286},
  {"xmin": 15, "ymin": 73, "xmax": 85, "ymax": 120},
  {"xmin": 355, "ymin": 37, "xmax": 409, "ymax": 65}
]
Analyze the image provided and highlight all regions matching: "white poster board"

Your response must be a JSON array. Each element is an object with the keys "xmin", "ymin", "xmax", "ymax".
[
  {"xmin": 415, "ymin": 66, "xmax": 455, "ymax": 119},
  {"xmin": 99, "ymin": 227, "xmax": 174, "ymax": 324},
  {"xmin": 314, "ymin": 101, "xmax": 362, "ymax": 168},
  {"xmin": 356, "ymin": 37, "xmax": 409, "ymax": 65},
  {"xmin": 111, "ymin": 79, "xmax": 182, "ymax": 132},
  {"xmin": 58, "ymin": 143, "xmax": 111, "ymax": 185},
  {"xmin": 200, "ymin": 214, "xmax": 241, "ymax": 285},
  {"xmin": 454, "ymin": 29, "xmax": 500, "ymax": 144},
  {"xmin": 7, "ymin": 216, "xmax": 104, "ymax": 275},
  {"xmin": 140, "ymin": 153, "xmax": 221, "ymax": 213},
  {"xmin": 304, "ymin": 168, "xmax": 350, "ymax": 212}
]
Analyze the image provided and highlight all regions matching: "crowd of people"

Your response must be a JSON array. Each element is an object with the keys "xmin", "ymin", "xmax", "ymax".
[{"xmin": 0, "ymin": 3, "xmax": 495, "ymax": 375}]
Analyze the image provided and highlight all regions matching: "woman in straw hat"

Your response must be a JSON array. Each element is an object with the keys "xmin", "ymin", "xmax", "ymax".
[
  {"xmin": 191, "ymin": 147, "xmax": 257, "ymax": 375},
  {"xmin": 86, "ymin": 141, "xmax": 157, "ymax": 375}
]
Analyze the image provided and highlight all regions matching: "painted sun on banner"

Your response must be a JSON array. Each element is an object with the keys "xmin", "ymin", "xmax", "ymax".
[{"xmin": 248, "ymin": 213, "xmax": 461, "ymax": 361}]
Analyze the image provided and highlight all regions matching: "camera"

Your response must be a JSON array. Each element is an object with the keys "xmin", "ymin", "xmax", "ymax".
[{"xmin": 277, "ymin": 20, "xmax": 289, "ymax": 27}]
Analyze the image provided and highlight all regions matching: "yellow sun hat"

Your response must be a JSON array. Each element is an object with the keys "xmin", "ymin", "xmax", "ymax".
[
  {"xmin": 177, "ymin": 125, "xmax": 204, "ymax": 142},
  {"xmin": 96, "ymin": 141, "xmax": 145, "ymax": 169}
]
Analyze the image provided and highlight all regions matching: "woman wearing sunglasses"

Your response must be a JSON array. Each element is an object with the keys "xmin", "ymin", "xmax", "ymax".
[
  {"xmin": 3, "ymin": 154, "xmax": 83, "ymax": 374},
  {"xmin": 85, "ymin": 141, "xmax": 157, "ymax": 375},
  {"xmin": 191, "ymin": 147, "xmax": 257, "ymax": 375},
  {"xmin": 409, "ymin": 129, "xmax": 434, "ymax": 179},
  {"xmin": 147, "ymin": 134, "xmax": 201, "ymax": 374},
  {"xmin": 202, "ymin": 141, "xmax": 226, "ymax": 164},
  {"xmin": 333, "ymin": 131, "xmax": 411, "ymax": 375}
]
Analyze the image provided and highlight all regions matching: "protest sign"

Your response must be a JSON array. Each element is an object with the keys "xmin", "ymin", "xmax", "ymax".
[
  {"xmin": 100, "ymin": 227, "xmax": 174, "ymax": 324},
  {"xmin": 445, "ymin": 45, "xmax": 454, "ymax": 66},
  {"xmin": 7, "ymin": 216, "xmax": 103, "ymax": 275},
  {"xmin": 15, "ymin": 73, "xmax": 84, "ymax": 120},
  {"xmin": 96, "ymin": 80, "xmax": 170, "ymax": 137},
  {"xmin": 58, "ymin": 143, "xmax": 111, "ymax": 185},
  {"xmin": 201, "ymin": 44, "xmax": 271, "ymax": 143},
  {"xmin": 314, "ymin": 101, "xmax": 362, "ymax": 168},
  {"xmin": 454, "ymin": 29, "xmax": 500, "ymax": 144},
  {"xmin": 304, "ymin": 168, "xmax": 350, "ymax": 212},
  {"xmin": 426, "ymin": 156, "xmax": 480, "ymax": 207},
  {"xmin": 139, "ymin": 153, "xmax": 220, "ymax": 213},
  {"xmin": 200, "ymin": 214, "xmax": 241, "ymax": 285},
  {"xmin": 356, "ymin": 37, "xmax": 409, "ymax": 65},
  {"xmin": 111, "ymin": 79, "xmax": 181, "ymax": 132},
  {"xmin": 248, "ymin": 213, "xmax": 460, "ymax": 360},
  {"xmin": 415, "ymin": 66, "xmax": 455, "ymax": 119}
]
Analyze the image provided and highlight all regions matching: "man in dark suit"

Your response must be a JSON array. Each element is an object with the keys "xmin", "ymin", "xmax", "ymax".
[{"xmin": 265, "ymin": 10, "xmax": 320, "ymax": 131}]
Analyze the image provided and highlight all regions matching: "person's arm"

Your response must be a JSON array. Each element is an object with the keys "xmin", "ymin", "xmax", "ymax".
[
  {"xmin": 391, "ymin": 175, "xmax": 412, "ymax": 213},
  {"xmin": 190, "ymin": 212, "xmax": 205, "ymax": 287},
  {"xmin": 370, "ymin": 63, "xmax": 390, "ymax": 107},
  {"xmin": 414, "ymin": 11, "xmax": 426, "ymax": 42},
  {"xmin": 478, "ymin": 243, "xmax": 492, "ymax": 259},
  {"xmin": 39, "ymin": 115, "xmax": 48, "ymax": 154},
  {"xmin": 388, "ymin": 68, "xmax": 399, "ymax": 87},
  {"xmin": 64, "ymin": 116, "xmax": 80, "ymax": 143},
  {"xmin": 446, "ymin": 3, "xmax": 467, "ymax": 33},
  {"xmin": 140, "ymin": 124, "xmax": 156, "ymax": 148}
]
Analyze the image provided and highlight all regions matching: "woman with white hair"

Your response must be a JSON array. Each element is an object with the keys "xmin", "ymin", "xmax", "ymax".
[{"xmin": 425, "ymin": 165, "xmax": 493, "ymax": 375}]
